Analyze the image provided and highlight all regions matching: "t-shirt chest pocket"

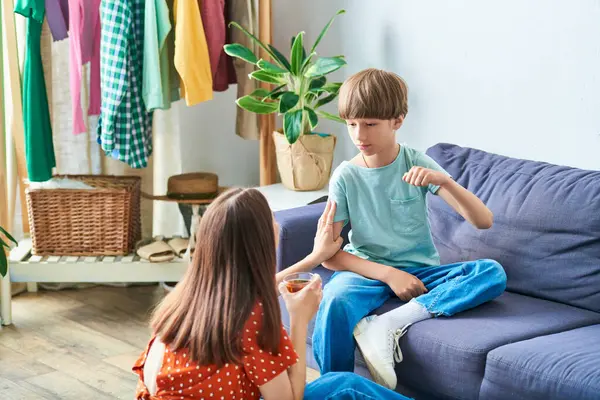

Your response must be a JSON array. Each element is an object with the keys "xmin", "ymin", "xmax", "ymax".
[{"xmin": 389, "ymin": 195, "xmax": 426, "ymax": 234}]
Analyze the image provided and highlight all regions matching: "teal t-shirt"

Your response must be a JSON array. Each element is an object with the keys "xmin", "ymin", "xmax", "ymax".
[{"xmin": 329, "ymin": 144, "xmax": 451, "ymax": 268}]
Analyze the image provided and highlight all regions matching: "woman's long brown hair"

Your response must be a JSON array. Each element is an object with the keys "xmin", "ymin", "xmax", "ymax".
[{"xmin": 150, "ymin": 188, "xmax": 281, "ymax": 367}]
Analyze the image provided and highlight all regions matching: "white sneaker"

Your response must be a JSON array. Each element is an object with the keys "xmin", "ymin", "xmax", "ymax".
[{"xmin": 353, "ymin": 315, "xmax": 411, "ymax": 390}]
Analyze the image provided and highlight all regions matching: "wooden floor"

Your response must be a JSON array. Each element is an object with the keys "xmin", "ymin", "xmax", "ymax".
[{"xmin": 0, "ymin": 285, "xmax": 320, "ymax": 399}]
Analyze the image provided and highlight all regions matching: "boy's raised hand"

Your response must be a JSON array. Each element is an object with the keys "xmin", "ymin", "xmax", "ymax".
[
  {"xmin": 311, "ymin": 200, "xmax": 344, "ymax": 264},
  {"xmin": 403, "ymin": 166, "xmax": 450, "ymax": 188}
]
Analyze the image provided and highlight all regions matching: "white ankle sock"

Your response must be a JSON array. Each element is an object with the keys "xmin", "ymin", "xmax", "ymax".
[{"xmin": 378, "ymin": 300, "xmax": 432, "ymax": 329}]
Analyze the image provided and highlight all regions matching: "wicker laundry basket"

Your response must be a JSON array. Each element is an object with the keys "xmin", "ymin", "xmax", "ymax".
[{"xmin": 25, "ymin": 175, "xmax": 142, "ymax": 256}]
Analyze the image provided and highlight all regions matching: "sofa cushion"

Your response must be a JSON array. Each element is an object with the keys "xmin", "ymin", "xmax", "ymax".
[
  {"xmin": 426, "ymin": 143, "xmax": 600, "ymax": 312},
  {"xmin": 388, "ymin": 292, "xmax": 600, "ymax": 400},
  {"xmin": 480, "ymin": 324, "xmax": 600, "ymax": 400}
]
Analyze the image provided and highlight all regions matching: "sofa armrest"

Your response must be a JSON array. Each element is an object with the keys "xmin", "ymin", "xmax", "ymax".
[{"xmin": 274, "ymin": 203, "xmax": 350, "ymax": 273}]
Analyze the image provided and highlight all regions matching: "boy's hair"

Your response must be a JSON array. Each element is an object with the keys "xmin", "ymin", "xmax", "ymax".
[
  {"xmin": 151, "ymin": 188, "xmax": 281, "ymax": 367},
  {"xmin": 338, "ymin": 68, "xmax": 408, "ymax": 120}
]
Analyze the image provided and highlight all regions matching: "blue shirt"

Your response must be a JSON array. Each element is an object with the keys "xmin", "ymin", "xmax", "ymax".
[{"xmin": 329, "ymin": 144, "xmax": 450, "ymax": 268}]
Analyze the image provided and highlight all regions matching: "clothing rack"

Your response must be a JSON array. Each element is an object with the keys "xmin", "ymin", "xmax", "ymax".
[
  {"xmin": 1, "ymin": 0, "xmax": 29, "ymax": 234},
  {"xmin": 258, "ymin": 0, "xmax": 277, "ymax": 186},
  {"xmin": 0, "ymin": 0, "xmax": 277, "ymax": 237}
]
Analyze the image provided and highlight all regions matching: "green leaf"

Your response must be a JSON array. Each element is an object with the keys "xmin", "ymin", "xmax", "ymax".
[
  {"xmin": 290, "ymin": 32, "xmax": 305, "ymax": 75},
  {"xmin": 266, "ymin": 85, "xmax": 286, "ymax": 100},
  {"xmin": 322, "ymin": 82, "xmax": 342, "ymax": 94},
  {"xmin": 309, "ymin": 76, "xmax": 327, "ymax": 91},
  {"xmin": 249, "ymin": 70, "xmax": 285, "ymax": 85},
  {"xmin": 236, "ymin": 95, "xmax": 279, "ymax": 114},
  {"xmin": 290, "ymin": 36, "xmax": 308, "ymax": 62},
  {"xmin": 300, "ymin": 51, "xmax": 317, "ymax": 74},
  {"xmin": 0, "ymin": 226, "xmax": 17, "ymax": 246},
  {"xmin": 257, "ymin": 59, "xmax": 288, "ymax": 74},
  {"xmin": 305, "ymin": 92, "xmax": 318, "ymax": 103},
  {"xmin": 290, "ymin": 32, "xmax": 306, "ymax": 75},
  {"xmin": 305, "ymin": 57, "xmax": 347, "ymax": 78},
  {"xmin": 316, "ymin": 110, "xmax": 346, "ymax": 124},
  {"xmin": 283, "ymin": 109, "xmax": 304, "ymax": 144},
  {"xmin": 0, "ymin": 252, "xmax": 6, "ymax": 277},
  {"xmin": 315, "ymin": 93, "xmax": 338, "ymax": 108},
  {"xmin": 279, "ymin": 92, "xmax": 300, "ymax": 114},
  {"xmin": 223, "ymin": 43, "xmax": 258, "ymax": 64},
  {"xmin": 268, "ymin": 45, "xmax": 292, "ymax": 71},
  {"xmin": 304, "ymin": 107, "xmax": 319, "ymax": 130},
  {"xmin": 310, "ymin": 9, "xmax": 346, "ymax": 54},
  {"xmin": 228, "ymin": 22, "xmax": 280, "ymax": 65},
  {"xmin": 248, "ymin": 88, "xmax": 271, "ymax": 99},
  {"xmin": 264, "ymin": 84, "xmax": 286, "ymax": 100}
]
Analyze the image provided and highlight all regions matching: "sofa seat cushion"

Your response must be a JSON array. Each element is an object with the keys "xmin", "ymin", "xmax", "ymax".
[
  {"xmin": 279, "ymin": 285, "xmax": 600, "ymax": 399},
  {"xmin": 387, "ymin": 292, "xmax": 600, "ymax": 400},
  {"xmin": 480, "ymin": 324, "xmax": 600, "ymax": 400}
]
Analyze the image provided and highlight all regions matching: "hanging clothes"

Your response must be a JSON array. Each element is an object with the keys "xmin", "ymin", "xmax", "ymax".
[
  {"xmin": 173, "ymin": 0, "xmax": 213, "ymax": 106},
  {"xmin": 212, "ymin": 0, "xmax": 237, "ymax": 92},
  {"xmin": 45, "ymin": 0, "xmax": 69, "ymax": 41},
  {"xmin": 69, "ymin": 0, "xmax": 101, "ymax": 135},
  {"xmin": 165, "ymin": 0, "xmax": 180, "ymax": 102},
  {"xmin": 143, "ymin": 0, "xmax": 179, "ymax": 111},
  {"xmin": 229, "ymin": 0, "xmax": 260, "ymax": 140},
  {"xmin": 15, "ymin": 0, "xmax": 57, "ymax": 182},
  {"xmin": 200, "ymin": 0, "xmax": 235, "ymax": 92},
  {"xmin": 98, "ymin": 0, "xmax": 153, "ymax": 168}
]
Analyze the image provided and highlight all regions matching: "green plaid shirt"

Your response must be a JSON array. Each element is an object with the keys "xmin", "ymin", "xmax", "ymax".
[{"xmin": 98, "ymin": 0, "xmax": 153, "ymax": 168}]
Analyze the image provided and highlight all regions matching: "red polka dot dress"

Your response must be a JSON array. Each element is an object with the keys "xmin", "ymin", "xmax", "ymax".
[{"xmin": 133, "ymin": 303, "xmax": 299, "ymax": 400}]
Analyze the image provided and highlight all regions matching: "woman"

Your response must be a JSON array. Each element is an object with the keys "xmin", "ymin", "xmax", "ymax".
[{"xmin": 133, "ymin": 188, "xmax": 411, "ymax": 399}]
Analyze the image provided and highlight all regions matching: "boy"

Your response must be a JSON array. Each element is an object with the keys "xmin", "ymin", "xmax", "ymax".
[{"xmin": 312, "ymin": 68, "xmax": 507, "ymax": 390}]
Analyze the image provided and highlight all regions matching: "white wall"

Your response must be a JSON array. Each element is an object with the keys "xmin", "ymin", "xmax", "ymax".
[
  {"xmin": 180, "ymin": 0, "xmax": 600, "ymax": 185},
  {"xmin": 178, "ymin": 89, "xmax": 260, "ymax": 187}
]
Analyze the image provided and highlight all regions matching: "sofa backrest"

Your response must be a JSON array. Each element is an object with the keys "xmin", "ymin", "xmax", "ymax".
[{"xmin": 426, "ymin": 143, "xmax": 600, "ymax": 312}]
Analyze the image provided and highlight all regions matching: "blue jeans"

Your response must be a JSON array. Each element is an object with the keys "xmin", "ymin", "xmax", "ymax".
[
  {"xmin": 313, "ymin": 259, "xmax": 507, "ymax": 373},
  {"xmin": 304, "ymin": 372, "xmax": 412, "ymax": 399}
]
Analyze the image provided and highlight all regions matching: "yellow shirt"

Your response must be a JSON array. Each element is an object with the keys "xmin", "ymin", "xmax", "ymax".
[{"xmin": 173, "ymin": 0, "xmax": 213, "ymax": 105}]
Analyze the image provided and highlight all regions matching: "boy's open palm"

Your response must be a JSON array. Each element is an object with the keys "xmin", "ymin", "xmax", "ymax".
[
  {"xmin": 403, "ymin": 166, "xmax": 450, "ymax": 188},
  {"xmin": 312, "ymin": 200, "xmax": 344, "ymax": 264},
  {"xmin": 386, "ymin": 268, "xmax": 428, "ymax": 302}
]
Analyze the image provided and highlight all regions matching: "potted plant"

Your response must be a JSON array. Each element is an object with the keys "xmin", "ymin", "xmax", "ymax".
[
  {"xmin": 225, "ymin": 10, "xmax": 347, "ymax": 191},
  {"xmin": 0, "ymin": 226, "xmax": 17, "ymax": 277}
]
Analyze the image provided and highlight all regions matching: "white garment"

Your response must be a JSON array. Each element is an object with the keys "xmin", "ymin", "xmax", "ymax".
[
  {"xmin": 27, "ymin": 177, "xmax": 95, "ymax": 190},
  {"xmin": 151, "ymin": 105, "xmax": 186, "ymax": 238},
  {"xmin": 144, "ymin": 338, "xmax": 166, "ymax": 396}
]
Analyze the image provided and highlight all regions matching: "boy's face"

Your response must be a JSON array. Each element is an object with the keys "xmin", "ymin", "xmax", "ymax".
[{"xmin": 345, "ymin": 118, "xmax": 403, "ymax": 156}]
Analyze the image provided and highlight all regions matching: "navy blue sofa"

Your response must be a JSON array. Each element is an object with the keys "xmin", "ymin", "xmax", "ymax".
[{"xmin": 274, "ymin": 143, "xmax": 600, "ymax": 399}]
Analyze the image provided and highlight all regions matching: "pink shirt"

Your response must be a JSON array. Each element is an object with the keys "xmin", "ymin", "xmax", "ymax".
[{"xmin": 69, "ymin": 0, "xmax": 101, "ymax": 135}]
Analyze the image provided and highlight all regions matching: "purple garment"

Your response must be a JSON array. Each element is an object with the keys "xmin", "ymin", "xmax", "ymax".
[{"xmin": 45, "ymin": 0, "xmax": 69, "ymax": 41}]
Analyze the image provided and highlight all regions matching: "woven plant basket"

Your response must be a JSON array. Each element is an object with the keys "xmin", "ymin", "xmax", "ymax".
[
  {"xmin": 25, "ymin": 175, "xmax": 141, "ymax": 256},
  {"xmin": 273, "ymin": 130, "xmax": 336, "ymax": 191}
]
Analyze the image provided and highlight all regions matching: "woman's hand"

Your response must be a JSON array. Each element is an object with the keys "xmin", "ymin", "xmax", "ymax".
[
  {"xmin": 278, "ymin": 275, "xmax": 323, "ymax": 325},
  {"xmin": 310, "ymin": 200, "xmax": 343, "ymax": 265}
]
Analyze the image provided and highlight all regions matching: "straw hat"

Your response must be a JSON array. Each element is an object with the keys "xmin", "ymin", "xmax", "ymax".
[{"xmin": 142, "ymin": 172, "xmax": 228, "ymax": 205}]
